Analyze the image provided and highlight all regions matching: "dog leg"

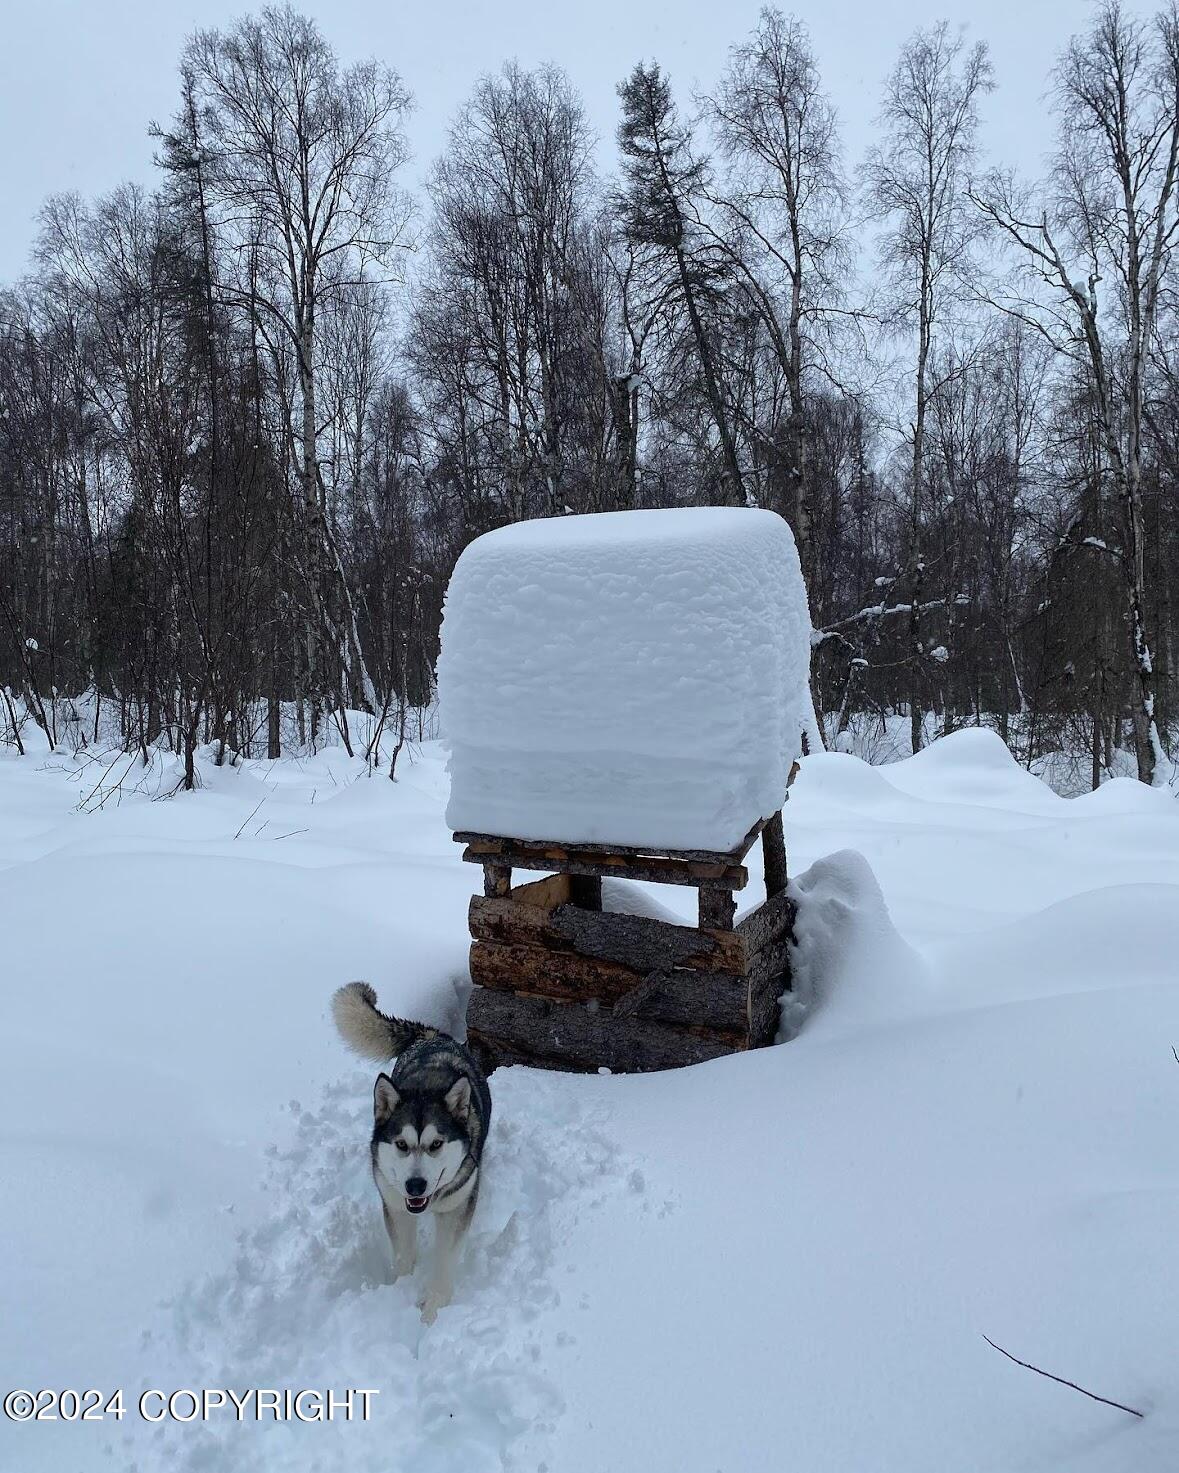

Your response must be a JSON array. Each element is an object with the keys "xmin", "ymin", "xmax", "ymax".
[
  {"xmin": 420, "ymin": 1195, "xmax": 475, "ymax": 1325},
  {"xmin": 383, "ymin": 1203, "xmax": 418, "ymax": 1281}
]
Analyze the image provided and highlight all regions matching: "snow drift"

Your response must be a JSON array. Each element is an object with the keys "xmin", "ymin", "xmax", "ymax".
[{"xmin": 784, "ymin": 847, "xmax": 930, "ymax": 1038}]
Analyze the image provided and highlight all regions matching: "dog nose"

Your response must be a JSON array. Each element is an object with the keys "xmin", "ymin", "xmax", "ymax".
[{"xmin": 406, "ymin": 1176, "xmax": 427, "ymax": 1197}]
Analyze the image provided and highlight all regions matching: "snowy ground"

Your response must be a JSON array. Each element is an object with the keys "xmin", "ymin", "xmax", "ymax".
[{"xmin": 2, "ymin": 727, "xmax": 1178, "ymax": 1471}]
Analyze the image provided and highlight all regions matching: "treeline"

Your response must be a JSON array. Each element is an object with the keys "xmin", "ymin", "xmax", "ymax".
[{"xmin": 1, "ymin": 2, "xmax": 1178, "ymax": 787}]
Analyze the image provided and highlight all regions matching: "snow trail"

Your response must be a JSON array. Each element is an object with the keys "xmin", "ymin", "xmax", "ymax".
[{"xmin": 125, "ymin": 1069, "xmax": 629, "ymax": 1473}]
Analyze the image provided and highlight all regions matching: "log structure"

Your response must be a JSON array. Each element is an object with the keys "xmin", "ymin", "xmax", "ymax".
[{"xmin": 459, "ymin": 804, "xmax": 796, "ymax": 1074}]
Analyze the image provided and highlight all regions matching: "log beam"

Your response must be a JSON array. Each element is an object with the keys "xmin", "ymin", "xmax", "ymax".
[
  {"xmin": 466, "ymin": 988, "xmax": 735, "ymax": 1074},
  {"xmin": 454, "ymin": 818, "xmax": 766, "ymax": 866},
  {"xmin": 469, "ymin": 894, "xmax": 748, "ymax": 973},
  {"xmin": 470, "ymin": 941, "xmax": 756, "ymax": 1033},
  {"xmin": 461, "ymin": 842, "xmax": 748, "ymax": 891}
]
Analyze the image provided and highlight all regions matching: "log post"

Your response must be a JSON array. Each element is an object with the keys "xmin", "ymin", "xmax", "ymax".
[
  {"xmin": 761, "ymin": 811, "xmax": 787, "ymax": 899},
  {"xmin": 483, "ymin": 861, "xmax": 512, "ymax": 898},
  {"xmin": 699, "ymin": 887, "xmax": 736, "ymax": 931},
  {"xmin": 568, "ymin": 874, "xmax": 603, "ymax": 911}
]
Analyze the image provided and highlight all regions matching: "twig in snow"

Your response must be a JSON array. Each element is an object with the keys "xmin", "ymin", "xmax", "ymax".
[
  {"xmin": 982, "ymin": 1336, "xmax": 1144, "ymax": 1418},
  {"xmin": 77, "ymin": 749, "xmax": 139, "ymax": 813},
  {"xmin": 233, "ymin": 798, "xmax": 267, "ymax": 840}
]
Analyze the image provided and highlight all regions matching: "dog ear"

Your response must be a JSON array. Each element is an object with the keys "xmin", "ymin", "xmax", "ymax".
[
  {"xmin": 444, "ymin": 1076, "xmax": 472, "ymax": 1121},
  {"xmin": 373, "ymin": 1074, "xmax": 400, "ymax": 1121}
]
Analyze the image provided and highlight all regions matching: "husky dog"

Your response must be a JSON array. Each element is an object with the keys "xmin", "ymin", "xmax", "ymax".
[{"xmin": 331, "ymin": 981, "xmax": 492, "ymax": 1323}]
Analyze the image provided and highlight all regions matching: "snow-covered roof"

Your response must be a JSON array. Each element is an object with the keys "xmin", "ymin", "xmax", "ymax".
[{"xmin": 437, "ymin": 507, "xmax": 812, "ymax": 852}]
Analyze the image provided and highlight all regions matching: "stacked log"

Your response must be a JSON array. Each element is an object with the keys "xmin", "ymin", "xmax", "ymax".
[{"xmin": 462, "ymin": 816, "xmax": 794, "ymax": 1074}]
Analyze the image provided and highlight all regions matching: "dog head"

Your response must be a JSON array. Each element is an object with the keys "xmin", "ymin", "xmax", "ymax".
[{"xmin": 371, "ymin": 1073, "xmax": 473, "ymax": 1214}]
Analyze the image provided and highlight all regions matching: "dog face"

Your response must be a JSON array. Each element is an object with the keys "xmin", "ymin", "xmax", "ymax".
[{"xmin": 372, "ymin": 1074, "xmax": 472, "ymax": 1214}]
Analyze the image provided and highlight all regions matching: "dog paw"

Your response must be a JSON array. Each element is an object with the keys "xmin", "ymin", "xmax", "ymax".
[{"xmin": 419, "ymin": 1290, "xmax": 450, "ymax": 1325}]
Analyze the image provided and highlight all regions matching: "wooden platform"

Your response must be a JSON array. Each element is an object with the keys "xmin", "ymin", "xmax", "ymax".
[{"xmin": 458, "ymin": 809, "xmax": 795, "ymax": 1074}]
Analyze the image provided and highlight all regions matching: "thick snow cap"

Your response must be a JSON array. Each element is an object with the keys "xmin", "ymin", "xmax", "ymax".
[{"xmin": 437, "ymin": 507, "xmax": 813, "ymax": 853}]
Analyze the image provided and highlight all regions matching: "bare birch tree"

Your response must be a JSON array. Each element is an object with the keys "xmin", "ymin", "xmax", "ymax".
[
  {"xmin": 865, "ymin": 24, "xmax": 993, "ymax": 752},
  {"xmin": 702, "ymin": 7, "xmax": 848, "ymax": 577},
  {"xmin": 182, "ymin": 6, "xmax": 411, "ymax": 733},
  {"xmin": 974, "ymin": 1, "xmax": 1179, "ymax": 784}
]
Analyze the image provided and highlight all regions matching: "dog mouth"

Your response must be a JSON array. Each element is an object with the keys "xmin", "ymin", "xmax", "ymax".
[{"xmin": 405, "ymin": 1193, "xmax": 431, "ymax": 1214}]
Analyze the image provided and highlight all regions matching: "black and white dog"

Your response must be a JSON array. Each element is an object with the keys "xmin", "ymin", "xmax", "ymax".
[{"xmin": 332, "ymin": 982, "xmax": 492, "ymax": 1323}]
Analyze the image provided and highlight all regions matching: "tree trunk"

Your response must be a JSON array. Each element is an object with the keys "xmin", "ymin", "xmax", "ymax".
[
  {"xmin": 674, "ymin": 245, "xmax": 744, "ymax": 504},
  {"xmin": 909, "ymin": 269, "xmax": 931, "ymax": 756}
]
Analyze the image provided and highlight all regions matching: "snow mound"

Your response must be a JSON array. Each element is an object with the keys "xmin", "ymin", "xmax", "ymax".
[
  {"xmin": 784, "ymin": 848, "xmax": 930, "ymax": 1038},
  {"xmin": 789, "ymin": 749, "xmax": 899, "ymax": 811},
  {"xmin": 1071, "ymin": 774, "xmax": 1177, "ymax": 814},
  {"xmin": 437, "ymin": 508, "xmax": 812, "ymax": 851},
  {"xmin": 905, "ymin": 726, "xmax": 1019, "ymax": 772},
  {"xmin": 933, "ymin": 882, "xmax": 1179, "ymax": 1010},
  {"xmin": 881, "ymin": 728, "xmax": 1061, "ymax": 810}
]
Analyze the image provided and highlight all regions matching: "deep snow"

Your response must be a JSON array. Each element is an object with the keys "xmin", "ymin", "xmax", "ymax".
[
  {"xmin": 2, "ymin": 724, "xmax": 1178, "ymax": 1472},
  {"xmin": 438, "ymin": 507, "xmax": 812, "ymax": 850}
]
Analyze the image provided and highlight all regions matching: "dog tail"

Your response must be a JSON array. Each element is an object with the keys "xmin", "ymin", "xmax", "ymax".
[{"xmin": 331, "ymin": 981, "xmax": 433, "ymax": 1061}]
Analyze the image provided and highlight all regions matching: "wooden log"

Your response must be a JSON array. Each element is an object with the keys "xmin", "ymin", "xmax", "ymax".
[
  {"xmin": 751, "ymin": 933, "xmax": 793, "ymax": 991},
  {"xmin": 568, "ymin": 873, "xmax": 603, "ymax": 911},
  {"xmin": 461, "ymin": 842, "xmax": 748, "ymax": 891},
  {"xmin": 609, "ymin": 968, "xmax": 749, "ymax": 1035},
  {"xmin": 735, "ymin": 890, "xmax": 795, "ymax": 959},
  {"xmin": 748, "ymin": 987, "xmax": 781, "ymax": 1047},
  {"xmin": 699, "ymin": 887, "xmax": 736, "ymax": 930},
  {"xmin": 510, "ymin": 873, "xmax": 572, "ymax": 910},
  {"xmin": 611, "ymin": 933, "xmax": 791, "ymax": 1040},
  {"xmin": 470, "ymin": 927, "xmax": 790, "ymax": 1038},
  {"xmin": 483, "ymin": 861, "xmax": 512, "ymax": 899},
  {"xmin": 761, "ymin": 810, "xmax": 787, "ymax": 899},
  {"xmin": 469, "ymin": 939, "xmax": 749, "ymax": 1027},
  {"xmin": 454, "ymin": 818, "xmax": 766, "ymax": 865},
  {"xmin": 747, "ymin": 935, "xmax": 793, "ymax": 1046},
  {"xmin": 466, "ymin": 988, "xmax": 735, "ymax": 1073},
  {"xmin": 468, "ymin": 894, "xmax": 747, "ymax": 973},
  {"xmin": 470, "ymin": 939, "xmax": 647, "ymax": 1006}
]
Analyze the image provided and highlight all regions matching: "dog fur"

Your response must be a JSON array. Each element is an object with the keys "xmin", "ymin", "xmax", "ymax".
[{"xmin": 332, "ymin": 981, "xmax": 491, "ymax": 1323}]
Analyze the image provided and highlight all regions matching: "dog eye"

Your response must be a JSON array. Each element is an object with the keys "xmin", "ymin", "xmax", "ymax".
[
  {"xmin": 395, "ymin": 1141, "xmax": 410, "ymax": 1153},
  {"xmin": 428, "ymin": 1139, "xmax": 444, "ymax": 1153}
]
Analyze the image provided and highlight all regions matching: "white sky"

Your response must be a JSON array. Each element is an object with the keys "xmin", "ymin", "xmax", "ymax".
[{"xmin": 0, "ymin": 0, "xmax": 1089, "ymax": 283}]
